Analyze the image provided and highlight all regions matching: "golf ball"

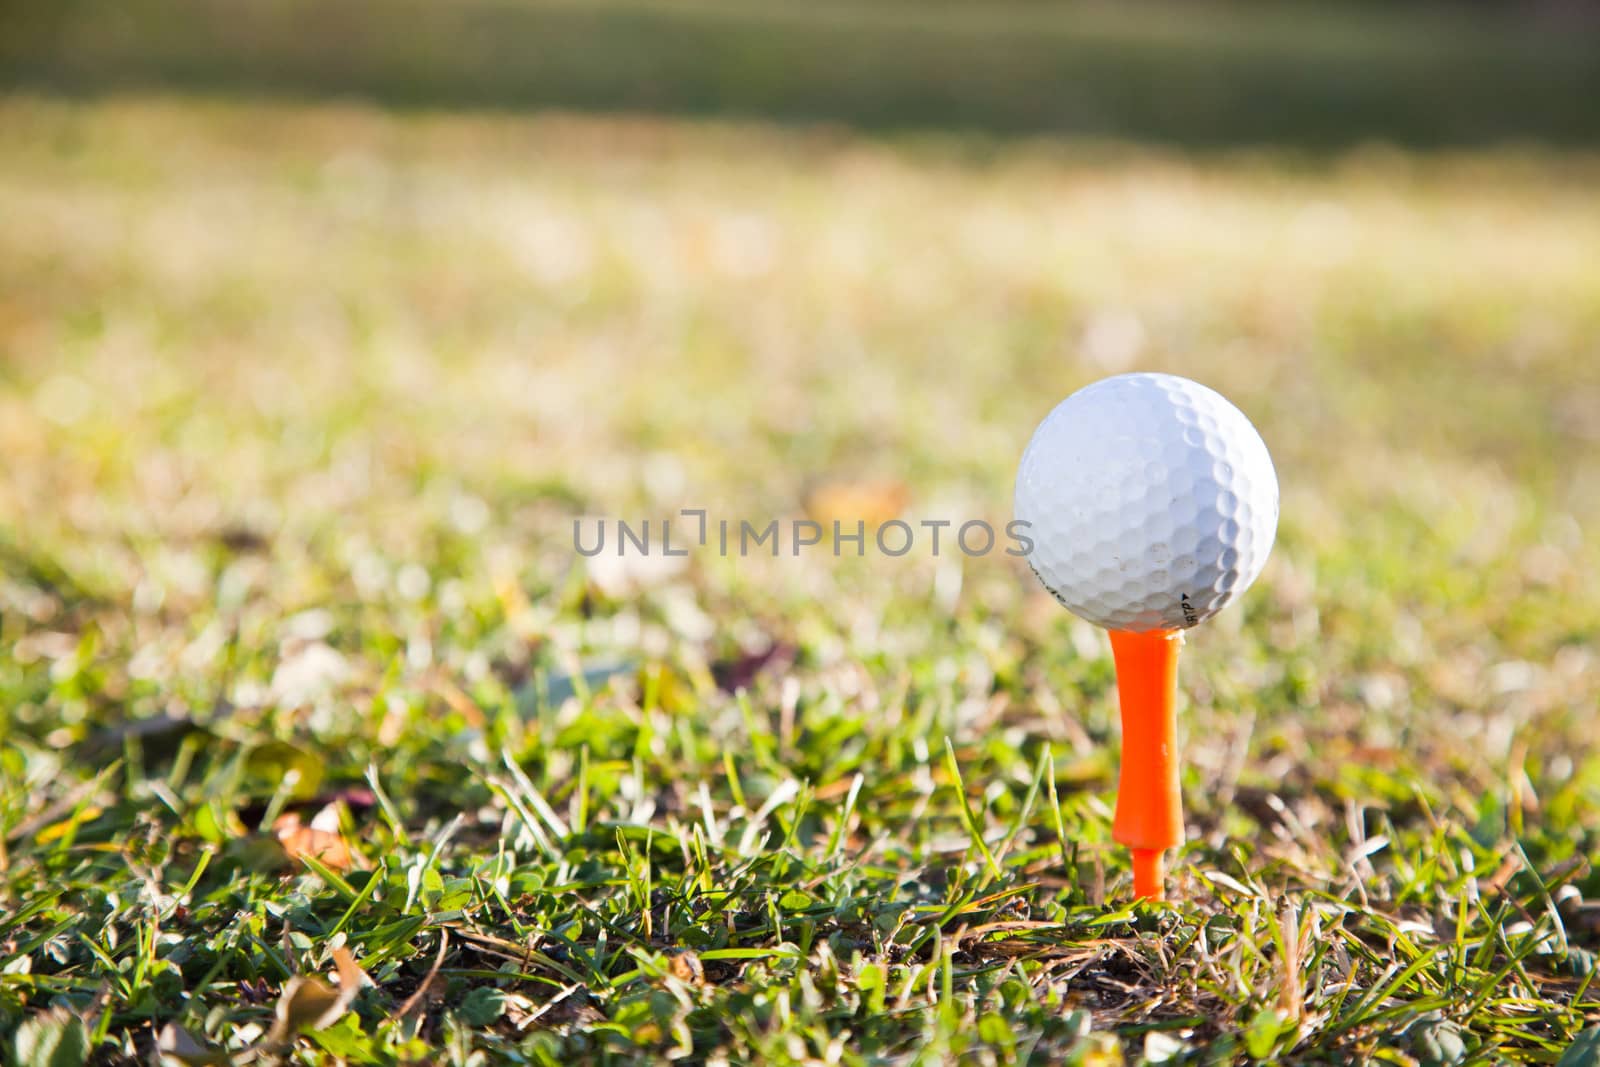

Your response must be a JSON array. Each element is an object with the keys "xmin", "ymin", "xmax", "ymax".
[{"xmin": 1014, "ymin": 372, "xmax": 1278, "ymax": 632}]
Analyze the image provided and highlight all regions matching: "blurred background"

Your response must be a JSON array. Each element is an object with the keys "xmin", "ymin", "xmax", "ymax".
[
  {"xmin": 4, "ymin": 0, "xmax": 1599, "ymax": 772},
  {"xmin": 3, "ymin": 0, "xmax": 1598, "ymax": 803},
  {"xmin": 4, "ymin": 0, "xmax": 1600, "ymax": 1058}
]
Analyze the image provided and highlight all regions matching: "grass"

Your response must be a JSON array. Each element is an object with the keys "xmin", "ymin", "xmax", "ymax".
[
  {"xmin": 2, "ymin": 91, "xmax": 1600, "ymax": 1063},
  {"xmin": 5, "ymin": 0, "xmax": 1600, "ymax": 149}
]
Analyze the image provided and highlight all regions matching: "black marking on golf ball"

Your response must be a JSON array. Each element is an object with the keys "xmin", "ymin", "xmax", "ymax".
[
  {"xmin": 1180, "ymin": 593, "xmax": 1198, "ymax": 626},
  {"xmin": 1027, "ymin": 559, "xmax": 1072, "ymax": 609}
]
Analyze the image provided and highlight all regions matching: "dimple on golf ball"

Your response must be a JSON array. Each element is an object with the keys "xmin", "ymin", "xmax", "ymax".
[{"xmin": 1014, "ymin": 372, "xmax": 1278, "ymax": 632}]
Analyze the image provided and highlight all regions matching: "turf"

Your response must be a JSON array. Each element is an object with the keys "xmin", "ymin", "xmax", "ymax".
[{"xmin": 2, "ymin": 93, "xmax": 1600, "ymax": 1064}]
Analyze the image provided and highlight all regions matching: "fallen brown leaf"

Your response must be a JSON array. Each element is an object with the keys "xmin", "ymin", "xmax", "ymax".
[
  {"xmin": 273, "ymin": 804, "xmax": 354, "ymax": 872},
  {"xmin": 265, "ymin": 946, "xmax": 366, "ymax": 1044},
  {"xmin": 155, "ymin": 1023, "xmax": 229, "ymax": 1066},
  {"xmin": 667, "ymin": 950, "xmax": 704, "ymax": 985},
  {"xmin": 802, "ymin": 478, "xmax": 909, "ymax": 531},
  {"xmin": 710, "ymin": 641, "xmax": 797, "ymax": 693}
]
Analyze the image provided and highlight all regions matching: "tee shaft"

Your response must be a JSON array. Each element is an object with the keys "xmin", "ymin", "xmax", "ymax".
[{"xmin": 1108, "ymin": 628, "xmax": 1185, "ymax": 899}]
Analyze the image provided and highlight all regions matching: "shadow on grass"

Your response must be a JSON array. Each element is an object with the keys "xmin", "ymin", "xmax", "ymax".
[{"xmin": 4, "ymin": 0, "xmax": 1600, "ymax": 149}]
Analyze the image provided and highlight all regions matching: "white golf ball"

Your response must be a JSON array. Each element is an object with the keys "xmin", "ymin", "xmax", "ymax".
[{"xmin": 1014, "ymin": 372, "xmax": 1278, "ymax": 632}]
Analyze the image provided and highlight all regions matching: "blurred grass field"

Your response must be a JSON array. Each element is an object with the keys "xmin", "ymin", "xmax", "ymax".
[{"xmin": 3, "ymin": 85, "xmax": 1600, "ymax": 1063}]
